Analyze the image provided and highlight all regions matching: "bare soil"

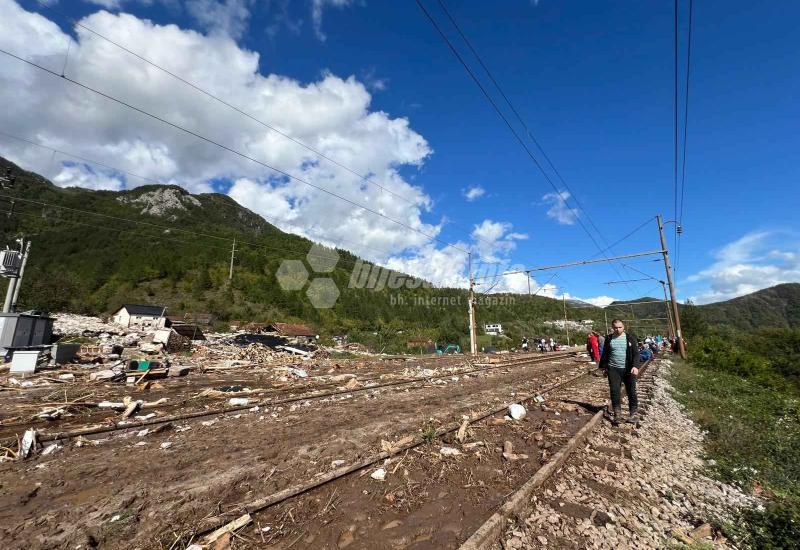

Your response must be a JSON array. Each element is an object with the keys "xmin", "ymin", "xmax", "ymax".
[{"xmin": 0, "ymin": 352, "xmax": 592, "ymax": 549}]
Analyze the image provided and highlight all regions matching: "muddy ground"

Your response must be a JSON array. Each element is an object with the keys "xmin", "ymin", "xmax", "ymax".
[{"xmin": 0, "ymin": 352, "xmax": 594, "ymax": 549}]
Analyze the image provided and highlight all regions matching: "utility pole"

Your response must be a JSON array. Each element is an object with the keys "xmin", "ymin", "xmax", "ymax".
[
  {"xmin": 526, "ymin": 271, "xmax": 531, "ymax": 295},
  {"xmin": 468, "ymin": 252, "xmax": 478, "ymax": 355},
  {"xmin": 657, "ymin": 214, "xmax": 686, "ymax": 359},
  {"xmin": 2, "ymin": 237, "xmax": 25, "ymax": 313},
  {"xmin": 562, "ymin": 294, "xmax": 570, "ymax": 346},
  {"xmin": 228, "ymin": 238, "xmax": 236, "ymax": 282},
  {"xmin": 603, "ymin": 309, "xmax": 609, "ymax": 335},
  {"xmin": 3, "ymin": 276, "xmax": 17, "ymax": 313},
  {"xmin": 660, "ymin": 281, "xmax": 675, "ymax": 339},
  {"xmin": 11, "ymin": 240, "xmax": 31, "ymax": 310}
]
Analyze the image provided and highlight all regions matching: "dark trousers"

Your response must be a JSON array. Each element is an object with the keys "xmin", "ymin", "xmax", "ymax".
[{"xmin": 607, "ymin": 368, "xmax": 638, "ymax": 413}]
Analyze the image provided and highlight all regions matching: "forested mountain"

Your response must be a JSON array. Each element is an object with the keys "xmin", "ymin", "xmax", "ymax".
[
  {"xmin": 0, "ymin": 157, "xmax": 609, "ymax": 349},
  {"xmin": 0, "ymin": 157, "xmax": 796, "ymax": 351}
]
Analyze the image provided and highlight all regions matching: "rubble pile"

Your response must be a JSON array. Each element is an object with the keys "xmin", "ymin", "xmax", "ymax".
[
  {"xmin": 504, "ymin": 360, "xmax": 757, "ymax": 549},
  {"xmin": 53, "ymin": 313, "xmax": 124, "ymax": 337}
]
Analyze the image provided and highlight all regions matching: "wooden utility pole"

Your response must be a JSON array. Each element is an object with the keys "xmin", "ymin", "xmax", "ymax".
[
  {"xmin": 657, "ymin": 214, "xmax": 686, "ymax": 359},
  {"xmin": 468, "ymin": 252, "xmax": 478, "ymax": 355},
  {"xmin": 562, "ymin": 294, "xmax": 570, "ymax": 346},
  {"xmin": 228, "ymin": 238, "xmax": 236, "ymax": 282}
]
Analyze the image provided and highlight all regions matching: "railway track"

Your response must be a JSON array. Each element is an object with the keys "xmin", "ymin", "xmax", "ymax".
[
  {"xmin": 157, "ymin": 357, "xmax": 650, "ymax": 548},
  {"xmin": 461, "ymin": 359, "xmax": 660, "ymax": 550},
  {"xmin": 0, "ymin": 351, "xmax": 577, "ymax": 445}
]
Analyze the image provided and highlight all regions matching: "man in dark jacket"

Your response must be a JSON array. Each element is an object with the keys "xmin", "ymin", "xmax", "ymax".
[{"xmin": 599, "ymin": 319, "xmax": 640, "ymax": 425}]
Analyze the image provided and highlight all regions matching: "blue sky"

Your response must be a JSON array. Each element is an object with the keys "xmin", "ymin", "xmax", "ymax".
[{"xmin": 2, "ymin": 0, "xmax": 799, "ymax": 305}]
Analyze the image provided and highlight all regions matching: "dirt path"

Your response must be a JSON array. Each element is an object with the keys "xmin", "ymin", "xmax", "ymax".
[{"xmin": 0, "ymin": 354, "xmax": 585, "ymax": 549}]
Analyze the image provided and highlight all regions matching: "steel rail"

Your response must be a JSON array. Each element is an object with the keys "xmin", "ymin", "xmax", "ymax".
[
  {"xmin": 5, "ymin": 352, "xmax": 578, "ymax": 445},
  {"xmin": 191, "ymin": 357, "xmax": 614, "ymax": 536}
]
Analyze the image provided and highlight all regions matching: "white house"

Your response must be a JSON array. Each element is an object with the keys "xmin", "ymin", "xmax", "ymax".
[
  {"xmin": 484, "ymin": 323, "xmax": 503, "ymax": 335},
  {"xmin": 111, "ymin": 304, "xmax": 167, "ymax": 329}
]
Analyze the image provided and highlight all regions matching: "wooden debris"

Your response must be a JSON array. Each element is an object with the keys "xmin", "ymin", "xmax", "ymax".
[
  {"xmin": 203, "ymin": 513, "xmax": 252, "ymax": 545},
  {"xmin": 456, "ymin": 419, "xmax": 469, "ymax": 443}
]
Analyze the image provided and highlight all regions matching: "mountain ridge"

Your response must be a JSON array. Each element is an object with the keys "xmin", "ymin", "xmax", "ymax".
[{"xmin": 0, "ymin": 156, "xmax": 797, "ymax": 348}]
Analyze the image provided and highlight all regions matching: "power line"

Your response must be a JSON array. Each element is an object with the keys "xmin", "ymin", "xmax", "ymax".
[
  {"xmin": 35, "ymin": 2, "xmax": 412, "ymax": 207},
  {"xmin": 4, "ymin": 203, "xmax": 400, "ymax": 279},
  {"xmin": 673, "ymin": 0, "xmax": 679, "ymax": 261},
  {"xmin": 30, "ymin": 1, "xmax": 503, "ymax": 253},
  {"xmin": 0, "ymin": 130, "xmax": 414, "ymax": 261},
  {"xmin": 676, "ymin": 0, "xmax": 694, "ymax": 274},
  {"xmin": 0, "ymin": 194, "xmax": 382, "ymax": 271},
  {"xmin": 0, "ymin": 47, "xmax": 469, "ymax": 255},
  {"xmin": 417, "ymin": 0, "xmax": 647, "ymax": 297},
  {"xmin": 588, "ymin": 216, "xmax": 656, "ymax": 260}
]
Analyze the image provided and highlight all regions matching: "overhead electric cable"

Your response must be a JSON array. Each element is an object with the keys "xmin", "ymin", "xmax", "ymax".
[
  {"xmin": 588, "ymin": 216, "xmax": 656, "ymax": 260},
  {"xmin": 417, "ymin": 0, "xmax": 647, "ymax": 296},
  {"xmin": 30, "ymin": 2, "xmax": 502, "ymax": 252},
  {"xmin": 0, "ymin": 194, "xmax": 391, "ymax": 271},
  {"xmin": 676, "ymin": 0, "xmax": 694, "ymax": 274},
  {"xmin": 0, "ymin": 130, "xmax": 415, "ymax": 260},
  {"xmin": 673, "ymin": 0, "xmax": 679, "ymax": 258},
  {"xmin": 0, "ymin": 47, "xmax": 468, "ymax": 255}
]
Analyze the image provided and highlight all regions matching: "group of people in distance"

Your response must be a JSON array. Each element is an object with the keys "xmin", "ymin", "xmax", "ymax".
[{"xmin": 520, "ymin": 337, "xmax": 559, "ymax": 353}]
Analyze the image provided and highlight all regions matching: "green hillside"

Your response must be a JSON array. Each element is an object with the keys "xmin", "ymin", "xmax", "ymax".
[
  {"xmin": 1, "ymin": 157, "xmax": 796, "ymax": 351},
  {"xmin": 0, "ymin": 157, "xmax": 609, "ymax": 350}
]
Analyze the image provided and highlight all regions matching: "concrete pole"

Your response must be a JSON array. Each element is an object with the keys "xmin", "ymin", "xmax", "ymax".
[
  {"xmin": 661, "ymin": 281, "xmax": 675, "ymax": 339},
  {"xmin": 11, "ymin": 240, "xmax": 31, "ymax": 310},
  {"xmin": 527, "ymin": 271, "xmax": 531, "ymax": 295},
  {"xmin": 657, "ymin": 214, "xmax": 687, "ymax": 359},
  {"xmin": 604, "ymin": 309, "xmax": 609, "ymax": 335},
  {"xmin": 562, "ymin": 294, "xmax": 570, "ymax": 346},
  {"xmin": 3, "ymin": 277, "xmax": 17, "ymax": 313},
  {"xmin": 468, "ymin": 252, "xmax": 478, "ymax": 356},
  {"xmin": 228, "ymin": 238, "xmax": 236, "ymax": 282}
]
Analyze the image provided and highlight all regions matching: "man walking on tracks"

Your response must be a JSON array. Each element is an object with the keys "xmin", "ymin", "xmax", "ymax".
[{"xmin": 599, "ymin": 319, "xmax": 640, "ymax": 425}]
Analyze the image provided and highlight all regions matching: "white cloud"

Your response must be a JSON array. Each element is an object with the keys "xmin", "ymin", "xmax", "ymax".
[
  {"xmin": 311, "ymin": 0, "xmax": 353, "ymax": 41},
  {"xmin": 186, "ymin": 0, "xmax": 253, "ymax": 39},
  {"xmin": 463, "ymin": 185, "xmax": 485, "ymax": 202},
  {"xmin": 542, "ymin": 189, "xmax": 578, "ymax": 225},
  {"xmin": 85, "ymin": 0, "xmax": 124, "ymax": 8},
  {"xmin": 471, "ymin": 219, "xmax": 528, "ymax": 263},
  {"xmin": 1, "ymin": 0, "xmax": 497, "ymax": 288},
  {"xmin": 686, "ymin": 230, "xmax": 800, "ymax": 303},
  {"xmin": 584, "ymin": 295, "xmax": 616, "ymax": 307},
  {"xmin": 52, "ymin": 163, "xmax": 125, "ymax": 191}
]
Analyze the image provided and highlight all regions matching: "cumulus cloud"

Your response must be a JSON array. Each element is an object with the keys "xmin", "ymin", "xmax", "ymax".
[
  {"xmin": 186, "ymin": 0, "xmax": 253, "ymax": 39},
  {"xmin": 685, "ymin": 230, "xmax": 800, "ymax": 303},
  {"xmin": 542, "ymin": 189, "xmax": 578, "ymax": 225},
  {"xmin": 311, "ymin": 0, "xmax": 353, "ymax": 41},
  {"xmin": 462, "ymin": 185, "xmax": 485, "ymax": 202},
  {"xmin": 583, "ymin": 295, "xmax": 616, "ymax": 307},
  {"xmin": 471, "ymin": 219, "xmax": 528, "ymax": 263},
  {"xmin": 0, "ymin": 0, "xmax": 513, "ymax": 288},
  {"xmin": 52, "ymin": 162, "xmax": 125, "ymax": 191}
]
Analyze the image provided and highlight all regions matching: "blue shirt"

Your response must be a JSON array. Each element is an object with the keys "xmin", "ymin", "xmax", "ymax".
[{"xmin": 608, "ymin": 334, "xmax": 628, "ymax": 369}]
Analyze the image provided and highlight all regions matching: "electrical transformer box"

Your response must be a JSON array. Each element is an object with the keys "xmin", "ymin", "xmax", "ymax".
[{"xmin": 0, "ymin": 249, "xmax": 22, "ymax": 276}]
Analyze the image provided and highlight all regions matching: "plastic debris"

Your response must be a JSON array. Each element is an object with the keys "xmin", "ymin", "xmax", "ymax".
[
  {"xmin": 439, "ymin": 446, "xmax": 462, "ymax": 457},
  {"xmin": 19, "ymin": 429, "xmax": 38, "ymax": 459},
  {"xmin": 370, "ymin": 468, "xmax": 387, "ymax": 481},
  {"xmin": 508, "ymin": 403, "xmax": 527, "ymax": 420},
  {"xmin": 42, "ymin": 444, "xmax": 61, "ymax": 456},
  {"xmin": 229, "ymin": 397, "xmax": 250, "ymax": 406}
]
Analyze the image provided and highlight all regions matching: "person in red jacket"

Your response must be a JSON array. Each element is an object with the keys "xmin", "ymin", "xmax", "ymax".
[{"xmin": 587, "ymin": 332, "xmax": 600, "ymax": 362}]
